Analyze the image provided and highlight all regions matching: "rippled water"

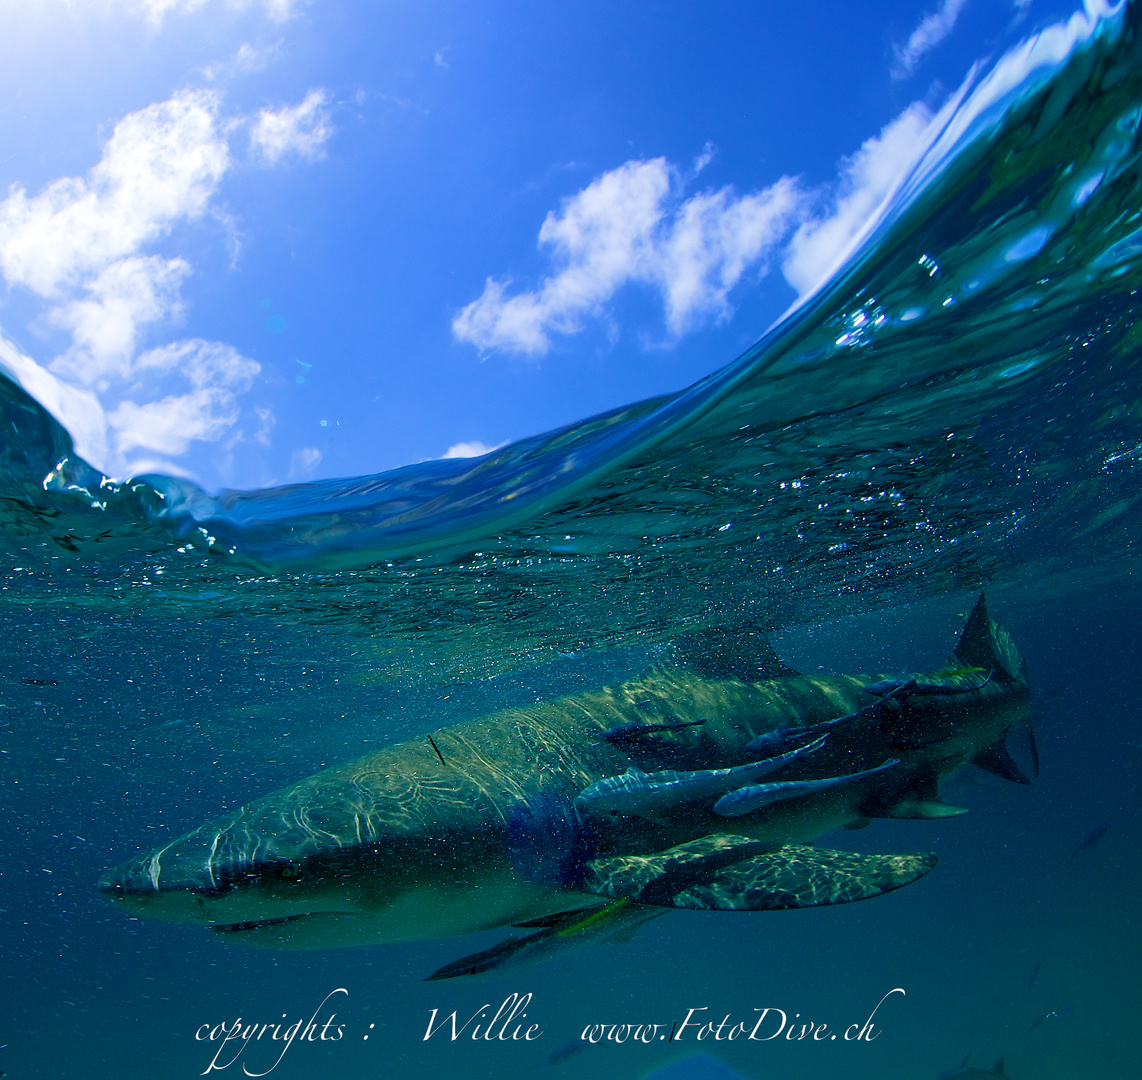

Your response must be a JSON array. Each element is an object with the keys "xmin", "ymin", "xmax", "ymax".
[{"xmin": 2, "ymin": 4, "xmax": 1142, "ymax": 1080}]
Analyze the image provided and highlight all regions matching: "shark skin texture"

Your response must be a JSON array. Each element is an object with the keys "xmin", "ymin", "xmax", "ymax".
[{"xmin": 100, "ymin": 595, "xmax": 1032, "ymax": 977}]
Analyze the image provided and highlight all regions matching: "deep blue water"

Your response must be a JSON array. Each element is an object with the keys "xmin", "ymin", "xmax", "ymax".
[{"xmin": 2, "ymin": 4, "xmax": 1142, "ymax": 1079}]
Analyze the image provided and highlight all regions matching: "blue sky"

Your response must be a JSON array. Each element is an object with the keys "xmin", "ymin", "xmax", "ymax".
[{"xmin": 0, "ymin": 0, "xmax": 1085, "ymax": 492}]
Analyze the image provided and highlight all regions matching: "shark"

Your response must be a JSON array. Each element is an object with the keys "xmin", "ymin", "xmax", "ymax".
[{"xmin": 99, "ymin": 594, "xmax": 1033, "ymax": 977}]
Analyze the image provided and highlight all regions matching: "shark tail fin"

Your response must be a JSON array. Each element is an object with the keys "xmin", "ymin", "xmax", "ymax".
[
  {"xmin": 1025, "ymin": 720, "xmax": 1041, "ymax": 777},
  {"xmin": 970, "ymin": 739, "xmax": 1033, "ymax": 784},
  {"xmin": 953, "ymin": 594, "xmax": 1027, "ymax": 684}
]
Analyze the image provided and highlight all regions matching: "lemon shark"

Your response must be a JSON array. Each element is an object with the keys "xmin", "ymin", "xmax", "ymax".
[{"xmin": 100, "ymin": 595, "xmax": 1032, "ymax": 977}]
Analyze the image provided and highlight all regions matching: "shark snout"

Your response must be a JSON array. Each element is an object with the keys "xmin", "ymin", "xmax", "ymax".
[
  {"xmin": 98, "ymin": 851, "xmax": 163, "ymax": 896},
  {"xmin": 100, "ymin": 823, "xmax": 251, "ymax": 898},
  {"xmin": 98, "ymin": 826, "xmax": 255, "ymax": 926},
  {"xmin": 97, "ymin": 800, "xmax": 371, "ymax": 928},
  {"xmin": 98, "ymin": 840, "xmax": 233, "ymax": 925}
]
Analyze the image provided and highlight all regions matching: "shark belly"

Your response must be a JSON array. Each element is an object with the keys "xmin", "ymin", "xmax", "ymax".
[{"xmin": 208, "ymin": 874, "xmax": 595, "ymax": 950}]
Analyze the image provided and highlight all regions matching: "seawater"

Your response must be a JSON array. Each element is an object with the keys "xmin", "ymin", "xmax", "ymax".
[{"xmin": 2, "ymin": 4, "xmax": 1142, "ymax": 1079}]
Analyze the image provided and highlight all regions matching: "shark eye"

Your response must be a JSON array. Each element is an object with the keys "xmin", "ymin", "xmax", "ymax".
[{"xmin": 280, "ymin": 865, "xmax": 298, "ymax": 880}]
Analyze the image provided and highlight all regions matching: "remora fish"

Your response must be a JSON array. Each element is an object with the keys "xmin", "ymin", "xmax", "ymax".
[
  {"xmin": 602, "ymin": 717, "xmax": 708, "ymax": 746},
  {"xmin": 100, "ymin": 595, "xmax": 1031, "ymax": 976},
  {"xmin": 575, "ymin": 734, "xmax": 828, "ymax": 817},
  {"xmin": 744, "ymin": 678, "xmax": 915, "ymax": 755},
  {"xmin": 864, "ymin": 670, "xmax": 994, "ymax": 696},
  {"xmin": 712, "ymin": 757, "xmax": 900, "ymax": 818}
]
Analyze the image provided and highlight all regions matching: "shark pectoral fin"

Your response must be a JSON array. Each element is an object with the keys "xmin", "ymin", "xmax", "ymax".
[
  {"xmin": 584, "ymin": 834, "xmax": 775, "ymax": 907},
  {"xmin": 882, "ymin": 800, "xmax": 969, "ymax": 819},
  {"xmin": 970, "ymin": 738, "xmax": 1032, "ymax": 784},
  {"xmin": 583, "ymin": 834, "xmax": 936, "ymax": 911}
]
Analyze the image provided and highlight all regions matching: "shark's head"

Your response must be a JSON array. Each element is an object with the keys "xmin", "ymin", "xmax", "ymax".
[
  {"xmin": 98, "ymin": 793, "xmax": 429, "ymax": 949},
  {"xmin": 98, "ymin": 766, "xmax": 583, "ymax": 948}
]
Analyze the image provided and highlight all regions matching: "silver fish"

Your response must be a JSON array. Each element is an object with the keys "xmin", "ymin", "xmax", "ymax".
[
  {"xmin": 745, "ymin": 678, "xmax": 917, "ymax": 755},
  {"xmin": 864, "ymin": 671, "xmax": 993, "ymax": 696},
  {"xmin": 576, "ymin": 735, "xmax": 827, "ymax": 818},
  {"xmin": 713, "ymin": 758, "xmax": 900, "ymax": 818}
]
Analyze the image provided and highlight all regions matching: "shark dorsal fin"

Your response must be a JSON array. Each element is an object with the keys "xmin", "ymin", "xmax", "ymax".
[
  {"xmin": 991, "ymin": 1059, "xmax": 1005, "ymax": 1077},
  {"xmin": 953, "ymin": 594, "xmax": 1025, "ymax": 683},
  {"xmin": 669, "ymin": 625, "xmax": 799, "ymax": 682}
]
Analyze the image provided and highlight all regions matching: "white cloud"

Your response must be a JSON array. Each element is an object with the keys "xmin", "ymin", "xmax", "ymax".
[
  {"xmin": 254, "ymin": 405, "xmax": 275, "ymax": 446},
  {"xmin": 110, "ymin": 390, "xmax": 236, "ymax": 456},
  {"xmin": 658, "ymin": 178, "xmax": 801, "ymax": 333},
  {"xmin": 124, "ymin": 0, "xmax": 209, "ymax": 22},
  {"xmin": 0, "ymin": 90, "xmax": 227, "ymax": 297},
  {"xmin": 258, "ymin": 0, "xmax": 294, "ymax": 21},
  {"xmin": 49, "ymin": 256, "xmax": 191, "ymax": 385},
  {"xmin": 133, "ymin": 337, "xmax": 259, "ymax": 387},
  {"xmin": 453, "ymin": 159, "xmax": 802, "ymax": 356},
  {"xmin": 440, "ymin": 440, "xmax": 506, "ymax": 459},
  {"xmin": 0, "ymin": 90, "xmax": 265, "ymax": 480},
  {"xmin": 0, "ymin": 332, "xmax": 259, "ymax": 476},
  {"xmin": 111, "ymin": 0, "xmax": 296, "ymax": 28},
  {"xmin": 782, "ymin": 103, "xmax": 940, "ymax": 297},
  {"xmin": 201, "ymin": 41, "xmax": 280, "ymax": 81},
  {"xmin": 892, "ymin": 0, "xmax": 970, "ymax": 80},
  {"xmin": 108, "ymin": 339, "xmax": 259, "ymax": 459},
  {"xmin": 289, "ymin": 446, "xmax": 322, "ymax": 477},
  {"xmin": 250, "ymin": 90, "xmax": 333, "ymax": 164}
]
